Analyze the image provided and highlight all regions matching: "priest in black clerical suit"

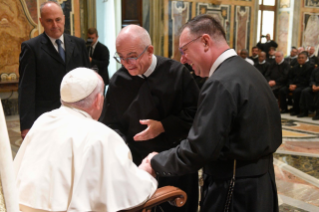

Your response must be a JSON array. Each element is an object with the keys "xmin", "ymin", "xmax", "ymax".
[
  {"xmin": 18, "ymin": 1, "xmax": 90, "ymax": 139},
  {"xmin": 254, "ymin": 51, "xmax": 269, "ymax": 77},
  {"xmin": 100, "ymin": 25, "xmax": 199, "ymax": 212},
  {"xmin": 284, "ymin": 47, "xmax": 298, "ymax": 68},
  {"xmin": 248, "ymin": 46, "xmax": 259, "ymax": 65},
  {"xmin": 87, "ymin": 28, "xmax": 110, "ymax": 85},
  {"xmin": 265, "ymin": 51, "xmax": 289, "ymax": 97},
  {"xmin": 143, "ymin": 15, "xmax": 281, "ymax": 212},
  {"xmin": 279, "ymin": 52, "xmax": 314, "ymax": 114}
]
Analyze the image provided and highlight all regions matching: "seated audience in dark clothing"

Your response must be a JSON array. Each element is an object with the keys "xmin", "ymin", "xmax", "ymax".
[
  {"xmin": 284, "ymin": 47, "xmax": 298, "ymax": 68},
  {"xmin": 254, "ymin": 51, "xmax": 269, "ymax": 77},
  {"xmin": 267, "ymin": 47, "xmax": 276, "ymax": 65},
  {"xmin": 265, "ymin": 51, "xmax": 289, "ymax": 97},
  {"xmin": 249, "ymin": 46, "xmax": 259, "ymax": 65},
  {"xmin": 308, "ymin": 46, "xmax": 318, "ymax": 67},
  {"xmin": 279, "ymin": 52, "xmax": 314, "ymax": 115},
  {"xmin": 299, "ymin": 67, "xmax": 319, "ymax": 119}
]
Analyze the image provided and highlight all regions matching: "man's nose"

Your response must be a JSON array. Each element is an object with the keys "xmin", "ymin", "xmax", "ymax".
[{"xmin": 180, "ymin": 55, "xmax": 187, "ymax": 64}]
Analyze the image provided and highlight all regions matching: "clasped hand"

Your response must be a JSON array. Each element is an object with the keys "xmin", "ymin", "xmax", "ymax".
[{"xmin": 138, "ymin": 152, "xmax": 158, "ymax": 177}]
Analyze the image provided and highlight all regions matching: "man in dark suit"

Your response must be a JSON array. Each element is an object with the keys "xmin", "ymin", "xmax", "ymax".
[
  {"xmin": 87, "ymin": 28, "xmax": 110, "ymax": 85},
  {"xmin": 248, "ymin": 46, "xmax": 259, "ymax": 64},
  {"xmin": 254, "ymin": 51, "xmax": 270, "ymax": 77},
  {"xmin": 18, "ymin": 1, "xmax": 90, "ymax": 139},
  {"xmin": 265, "ymin": 51, "xmax": 290, "ymax": 98},
  {"xmin": 142, "ymin": 15, "xmax": 282, "ymax": 212},
  {"xmin": 308, "ymin": 46, "xmax": 318, "ymax": 67},
  {"xmin": 257, "ymin": 33, "xmax": 278, "ymax": 58},
  {"xmin": 284, "ymin": 47, "xmax": 298, "ymax": 68}
]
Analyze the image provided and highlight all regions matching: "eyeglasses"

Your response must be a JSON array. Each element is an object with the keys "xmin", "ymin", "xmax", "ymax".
[
  {"xmin": 113, "ymin": 46, "xmax": 149, "ymax": 64},
  {"xmin": 179, "ymin": 36, "xmax": 202, "ymax": 55}
]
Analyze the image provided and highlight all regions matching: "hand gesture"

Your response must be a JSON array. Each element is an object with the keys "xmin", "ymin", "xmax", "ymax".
[{"xmin": 133, "ymin": 119, "xmax": 164, "ymax": 141}]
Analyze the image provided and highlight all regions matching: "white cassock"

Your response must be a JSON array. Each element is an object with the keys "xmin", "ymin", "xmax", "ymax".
[{"xmin": 14, "ymin": 106, "xmax": 157, "ymax": 212}]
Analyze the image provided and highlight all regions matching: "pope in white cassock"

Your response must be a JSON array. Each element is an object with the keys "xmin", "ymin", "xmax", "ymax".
[{"xmin": 14, "ymin": 68, "xmax": 157, "ymax": 212}]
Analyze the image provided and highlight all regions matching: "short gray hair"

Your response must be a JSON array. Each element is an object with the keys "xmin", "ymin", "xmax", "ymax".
[{"xmin": 40, "ymin": 1, "xmax": 63, "ymax": 17}]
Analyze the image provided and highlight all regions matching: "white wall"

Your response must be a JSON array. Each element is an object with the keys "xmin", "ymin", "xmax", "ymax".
[{"xmin": 96, "ymin": 0, "xmax": 122, "ymax": 79}]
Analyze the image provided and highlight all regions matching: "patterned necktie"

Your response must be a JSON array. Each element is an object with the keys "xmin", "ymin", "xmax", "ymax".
[{"xmin": 56, "ymin": 39, "xmax": 65, "ymax": 62}]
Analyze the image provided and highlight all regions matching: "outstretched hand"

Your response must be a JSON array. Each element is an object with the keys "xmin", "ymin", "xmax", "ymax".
[{"xmin": 133, "ymin": 119, "xmax": 164, "ymax": 141}]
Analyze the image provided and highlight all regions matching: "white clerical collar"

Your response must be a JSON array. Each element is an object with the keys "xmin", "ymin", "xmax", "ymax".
[
  {"xmin": 290, "ymin": 55, "xmax": 297, "ymax": 59},
  {"xmin": 270, "ymin": 55, "xmax": 275, "ymax": 59},
  {"xmin": 209, "ymin": 49, "xmax": 237, "ymax": 77},
  {"xmin": 62, "ymin": 105, "xmax": 92, "ymax": 119},
  {"xmin": 306, "ymin": 58, "xmax": 309, "ymax": 62},
  {"xmin": 267, "ymin": 40, "xmax": 271, "ymax": 43},
  {"xmin": 253, "ymin": 55, "xmax": 258, "ymax": 59},
  {"xmin": 138, "ymin": 54, "xmax": 157, "ymax": 78},
  {"xmin": 310, "ymin": 54, "xmax": 315, "ymax": 58},
  {"xmin": 259, "ymin": 60, "xmax": 266, "ymax": 64},
  {"xmin": 277, "ymin": 59, "xmax": 284, "ymax": 65},
  {"xmin": 47, "ymin": 33, "xmax": 65, "ymax": 50}
]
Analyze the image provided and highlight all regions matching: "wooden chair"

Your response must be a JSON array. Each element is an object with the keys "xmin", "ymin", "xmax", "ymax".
[{"xmin": 120, "ymin": 186, "xmax": 187, "ymax": 212}]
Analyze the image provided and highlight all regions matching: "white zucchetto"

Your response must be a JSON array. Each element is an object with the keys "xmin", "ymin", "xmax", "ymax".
[{"xmin": 60, "ymin": 67, "xmax": 98, "ymax": 103}]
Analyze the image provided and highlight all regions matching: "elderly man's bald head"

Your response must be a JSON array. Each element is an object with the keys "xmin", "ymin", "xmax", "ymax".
[
  {"xmin": 275, "ymin": 51, "xmax": 284, "ymax": 64},
  {"xmin": 117, "ymin": 25, "xmax": 152, "ymax": 49}
]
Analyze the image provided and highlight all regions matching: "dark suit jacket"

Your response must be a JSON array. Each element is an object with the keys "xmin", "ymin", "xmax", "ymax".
[
  {"xmin": 151, "ymin": 55, "xmax": 282, "ymax": 178},
  {"xmin": 19, "ymin": 33, "xmax": 90, "ymax": 131},
  {"xmin": 257, "ymin": 40, "xmax": 278, "ymax": 57},
  {"xmin": 88, "ymin": 42, "xmax": 110, "ymax": 85}
]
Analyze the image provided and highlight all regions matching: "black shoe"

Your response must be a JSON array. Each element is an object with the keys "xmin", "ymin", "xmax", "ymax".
[
  {"xmin": 290, "ymin": 111, "xmax": 299, "ymax": 116},
  {"xmin": 280, "ymin": 109, "xmax": 288, "ymax": 114},
  {"xmin": 313, "ymin": 115, "xmax": 319, "ymax": 120},
  {"xmin": 297, "ymin": 112, "xmax": 308, "ymax": 117}
]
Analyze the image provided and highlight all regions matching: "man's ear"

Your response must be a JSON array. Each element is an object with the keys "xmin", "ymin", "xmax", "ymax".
[{"xmin": 147, "ymin": 45, "xmax": 154, "ymax": 55}]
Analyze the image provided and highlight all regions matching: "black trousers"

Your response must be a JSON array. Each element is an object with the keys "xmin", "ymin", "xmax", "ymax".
[
  {"xmin": 152, "ymin": 173, "xmax": 199, "ymax": 212},
  {"xmin": 300, "ymin": 87, "xmax": 314, "ymax": 111},
  {"xmin": 279, "ymin": 86, "xmax": 306, "ymax": 112},
  {"xmin": 200, "ymin": 162, "xmax": 278, "ymax": 212}
]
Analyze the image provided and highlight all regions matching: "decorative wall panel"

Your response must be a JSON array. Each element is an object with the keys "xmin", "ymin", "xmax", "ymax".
[
  {"xmin": 196, "ymin": 3, "xmax": 231, "ymax": 45},
  {"xmin": 305, "ymin": 0, "xmax": 319, "ymax": 8},
  {"xmin": 280, "ymin": 0, "xmax": 290, "ymax": 8},
  {"xmin": 277, "ymin": 11, "xmax": 289, "ymax": 55},
  {"xmin": 234, "ymin": 6, "xmax": 251, "ymax": 51},
  {"xmin": 168, "ymin": 1, "xmax": 192, "ymax": 60},
  {"xmin": 302, "ymin": 13, "xmax": 319, "ymax": 47},
  {"xmin": 0, "ymin": 0, "xmax": 36, "ymax": 76}
]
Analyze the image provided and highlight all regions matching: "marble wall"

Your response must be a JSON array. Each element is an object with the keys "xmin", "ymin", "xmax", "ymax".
[
  {"xmin": 299, "ymin": 1, "xmax": 319, "ymax": 51},
  {"xmin": 0, "ymin": 0, "xmax": 36, "ymax": 77},
  {"xmin": 165, "ymin": 0, "xmax": 256, "ymax": 59},
  {"xmin": 277, "ymin": 0, "xmax": 293, "ymax": 57}
]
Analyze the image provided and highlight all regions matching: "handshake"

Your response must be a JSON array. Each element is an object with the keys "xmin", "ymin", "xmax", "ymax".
[{"xmin": 138, "ymin": 152, "xmax": 158, "ymax": 178}]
